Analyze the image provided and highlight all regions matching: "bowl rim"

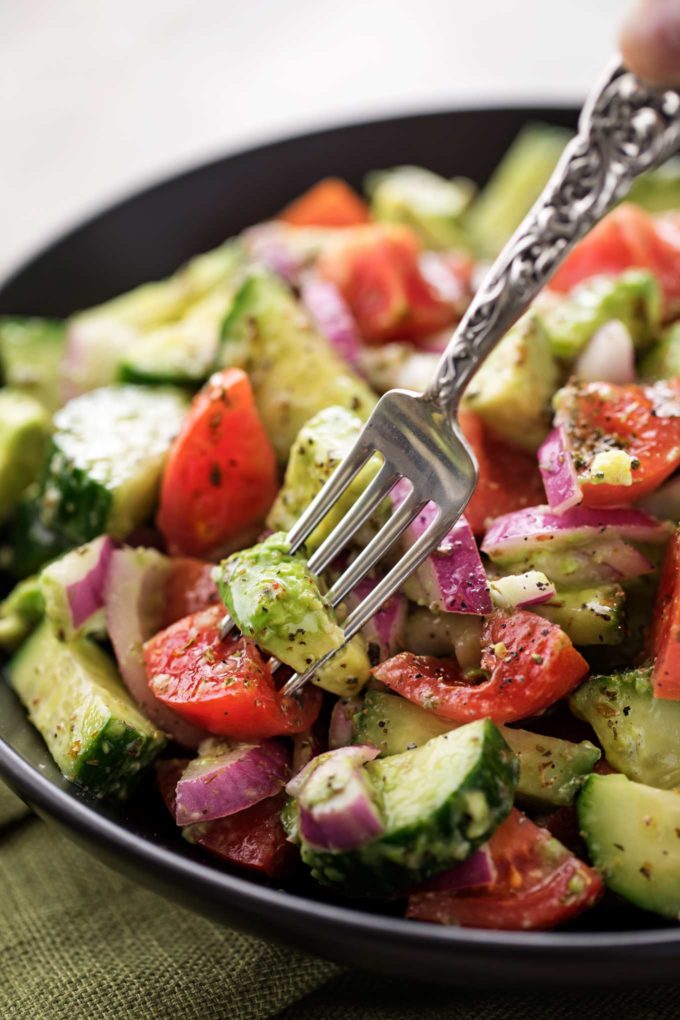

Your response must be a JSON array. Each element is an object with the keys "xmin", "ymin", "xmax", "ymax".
[{"xmin": 1, "ymin": 102, "xmax": 679, "ymax": 964}]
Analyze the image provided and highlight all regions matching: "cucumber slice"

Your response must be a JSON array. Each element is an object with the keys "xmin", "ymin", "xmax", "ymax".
[
  {"xmin": 365, "ymin": 165, "xmax": 475, "ymax": 249},
  {"xmin": 0, "ymin": 388, "xmax": 51, "ymax": 525},
  {"xmin": 531, "ymin": 585, "xmax": 626, "ymax": 646},
  {"xmin": 11, "ymin": 385, "xmax": 187, "ymax": 575},
  {"xmin": 300, "ymin": 719, "xmax": 517, "ymax": 896},
  {"xmin": 571, "ymin": 668, "xmax": 680, "ymax": 789},
  {"xmin": 0, "ymin": 317, "xmax": 67, "ymax": 412},
  {"xmin": 354, "ymin": 691, "xmax": 599, "ymax": 808},
  {"xmin": 578, "ymin": 773, "xmax": 680, "ymax": 919},
  {"xmin": 8, "ymin": 621, "xmax": 166, "ymax": 799},
  {"xmin": 0, "ymin": 575, "xmax": 45, "ymax": 652},
  {"xmin": 218, "ymin": 273, "xmax": 376, "ymax": 462}
]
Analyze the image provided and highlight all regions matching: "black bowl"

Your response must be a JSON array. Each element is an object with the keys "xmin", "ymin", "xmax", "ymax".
[{"xmin": 2, "ymin": 106, "xmax": 679, "ymax": 987}]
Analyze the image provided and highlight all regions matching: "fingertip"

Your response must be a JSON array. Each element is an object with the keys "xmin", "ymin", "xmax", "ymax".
[{"xmin": 620, "ymin": 0, "xmax": 680, "ymax": 87}]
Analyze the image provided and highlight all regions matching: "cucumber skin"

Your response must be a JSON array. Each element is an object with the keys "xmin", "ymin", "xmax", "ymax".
[{"xmin": 300, "ymin": 720, "xmax": 517, "ymax": 897}]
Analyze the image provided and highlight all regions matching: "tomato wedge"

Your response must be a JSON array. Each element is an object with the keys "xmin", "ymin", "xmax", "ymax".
[
  {"xmin": 318, "ymin": 224, "xmax": 458, "ymax": 343},
  {"xmin": 407, "ymin": 809, "xmax": 603, "ymax": 930},
  {"xmin": 651, "ymin": 528, "xmax": 680, "ymax": 700},
  {"xmin": 550, "ymin": 203, "xmax": 680, "ymax": 315},
  {"xmin": 144, "ymin": 606, "xmax": 321, "ymax": 739},
  {"xmin": 459, "ymin": 410, "xmax": 546, "ymax": 535},
  {"xmin": 279, "ymin": 177, "xmax": 370, "ymax": 228},
  {"xmin": 157, "ymin": 368, "xmax": 278, "ymax": 558},
  {"xmin": 373, "ymin": 610, "xmax": 588, "ymax": 725},
  {"xmin": 555, "ymin": 379, "xmax": 680, "ymax": 506},
  {"xmin": 161, "ymin": 558, "xmax": 220, "ymax": 629},
  {"xmin": 156, "ymin": 760, "xmax": 295, "ymax": 878}
]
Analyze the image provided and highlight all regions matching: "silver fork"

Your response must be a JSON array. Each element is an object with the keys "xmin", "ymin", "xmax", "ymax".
[{"xmin": 227, "ymin": 60, "xmax": 680, "ymax": 696}]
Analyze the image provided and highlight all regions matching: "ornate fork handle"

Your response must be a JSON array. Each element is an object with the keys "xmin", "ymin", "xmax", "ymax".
[{"xmin": 427, "ymin": 59, "xmax": 680, "ymax": 413}]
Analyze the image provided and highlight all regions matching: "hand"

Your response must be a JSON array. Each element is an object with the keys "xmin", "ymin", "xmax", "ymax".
[{"xmin": 621, "ymin": 0, "xmax": 680, "ymax": 85}]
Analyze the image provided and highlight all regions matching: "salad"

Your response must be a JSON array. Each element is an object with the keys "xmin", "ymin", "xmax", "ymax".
[{"xmin": 3, "ymin": 122, "xmax": 680, "ymax": 932}]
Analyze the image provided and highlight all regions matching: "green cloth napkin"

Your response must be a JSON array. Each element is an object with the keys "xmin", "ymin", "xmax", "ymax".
[{"xmin": 1, "ymin": 779, "xmax": 680, "ymax": 1020}]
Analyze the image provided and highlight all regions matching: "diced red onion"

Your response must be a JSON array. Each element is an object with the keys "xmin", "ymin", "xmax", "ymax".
[
  {"xmin": 489, "ymin": 571, "xmax": 556, "ymax": 609},
  {"xmin": 393, "ymin": 480, "xmax": 492, "ymax": 615},
  {"xmin": 538, "ymin": 427, "xmax": 582, "ymax": 515},
  {"xmin": 41, "ymin": 535, "xmax": 115, "ymax": 638},
  {"xmin": 299, "ymin": 768, "xmax": 384, "ymax": 851},
  {"xmin": 575, "ymin": 321, "xmax": 636, "ymax": 385},
  {"xmin": 345, "ymin": 574, "xmax": 407, "ymax": 660},
  {"xmin": 241, "ymin": 223, "xmax": 301, "ymax": 283},
  {"xmin": 286, "ymin": 744, "xmax": 379, "ymax": 799},
  {"xmin": 415, "ymin": 845, "xmax": 496, "ymax": 893},
  {"xmin": 104, "ymin": 546, "xmax": 205, "ymax": 747},
  {"xmin": 300, "ymin": 275, "xmax": 363, "ymax": 369},
  {"xmin": 482, "ymin": 504, "xmax": 670, "ymax": 560},
  {"xmin": 328, "ymin": 698, "xmax": 363, "ymax": 750},
  {"xmin": 174, "ymin": 738, "xmax": 289, "ymax": 826}
]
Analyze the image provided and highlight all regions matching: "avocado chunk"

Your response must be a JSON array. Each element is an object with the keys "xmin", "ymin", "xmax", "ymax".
[
  {"xmin": 0, "ymin": 317, "xmax": 67, "ymax": 412},
  {"xmin": 8, "ymin": 621, "xmax": 166, "ymax": 798},
  {"xmin": 365, "ymin": 165, "xmax": 475, "ymax": 249},
  {"xmin": 462, "ymin": 313, "xmax": 558, "ymax": 451},
  {"xmin": 571, "ymin": 667, "xmax": 680, "ymax": 789},
  {"xmin": 354, "ymin": 690, "xmax": 598, "ymax": 808},
  {"xmin": 640, "ymin": 321, "xmax": 680, "ymax": 382},
  {"xmin": 465, "ymin": 123, "xmax": 570, "ymax": 257},
  {"xmin": 218, "ymin": 273, "xmax": 376, "ymax": 461},
  {"xmin": 66, "ymin": 242, "xmax": 245, "ymax": 393},
  {"xmin": 0, "ymin": 575, "xmax": 45, "ymax": 652},
  {"xmin": 578, "ymin": 773, "xmax": 680, "ymax": 919},
  {"xmin": 11, "ymin": 385, "xmax": 187, "ymax": 576},
  {"xmin": 267, "ymin": 406, "xmax": 383, "ymax": 551},
  {"xmin": 0, "ymin": 388, "xmax": 51, "ymax": 525},
  {"xmin": 530, "ymin": 584, "xmax": 626, "ymax": 646},
  {"xmin": 540, "ymin": 270, "xmax": 661, "ymax": 360},
  {"xmin": 298, "ymin": 719, "xmax": 517, "ymax": 896},
  {"xmin": 217, "ymin": 532, "xmax": 371, "ymax": 696}
]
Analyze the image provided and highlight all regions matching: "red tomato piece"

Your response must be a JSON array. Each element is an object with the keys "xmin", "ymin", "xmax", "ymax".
[
  {"xmin": 157, "ymin": 368, "xmax": 278, "ymax": 558},
  {"xmin": 318, "ymin": 224, "xmax": 459, "ymax": 343},
  {"xmin": 651, "ymin": 529, "xmax": 680, "ymax": 699},
  {"xmin": 550, "ymin": 203, "xmax": 680, "ymax": 315},
  {"xmin": 373, "ymin": 610, "xmax": 588, "ymax": 725},
  {"xmin": 144, "ymin": 606, "xmax": 321, "ymax": 740},
  {"xmin": 279, "ymin": 178, "xmax": 371, "ymax": 228},
  {"xmin": 407, "ymin": 809, "xmax": 603, "ymax": 930},
  {"xmin": 556, "ymin": 379, "xmax": 680, "ymax": 506},
  {"xmin": 155, "ymin": 760, "xmax": 295, "ymax": 878},
  {"xmin": 161, "ymin": 558, "xmax": 220, "ymax": 629},
  {"xmin": 459, "ymin": 410, "xmax": 546, "ymax": 535}
]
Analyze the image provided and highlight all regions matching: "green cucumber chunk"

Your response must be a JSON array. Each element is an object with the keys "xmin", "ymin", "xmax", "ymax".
[
  {"xmin": 465, "ymin": 123, "xmax": 570, "ymax": 256},
  {"xmin": 365, "ymin": 165, "xmax": 475, "ymax": 249},
  {"xmin": 0, "ymin": 317, "xmax": 67, "ymax": 412},
  {"xmin": 627, "ymin": 159, "xmax": 680, "ymax": 213},
  {"xmin": 0, "ymin": 388, "xmax": 51, "ymax": 525},
  {"xmin": 218, "ymin": 532, "xmax": 370, "ymax": 696},
  {"xmin": 354, "ymin": 690, "xmax": 599, "ymax": 807},
  {"xmin": 530, "ymin": 585, "xmax": 626, "ymax": 646},
  {"xmin": 267, "ymin": 406, "xmax": 383, "ymax": 551},
  {"xmin": 578, "ymin": 773, "xmax": 680, "ymax": 919},
  {"xmin": 540, "ymin": 270, "xmax": 661, "ymax": 360},
  {"xmin": 8, "ymin": 621, "xmax": 166, "ymax": 798},
  {"xmin": 571, "ymin": 667, "xmax": 680, "ymax": 789},
  {"xmin": 218, "ymin": 273, "xmax": 376, "ymax": 461},
  {"xmin": 300, "ymin": 719, "xmax": 517, "ymax": 896},
  {"xmin": 0, "ymin": 575, "xmax": 45, "ymax": 652},
  {"xmin": 11, "ymin": 385, "xmax": 187, "ymax": 575},
  {"xmin": 462, "ymin": 313, "xmax": 558, "ymax": 452},
  {"xmin": 640, "ymin": 322, "xmax": 680, "ymax": 382}
]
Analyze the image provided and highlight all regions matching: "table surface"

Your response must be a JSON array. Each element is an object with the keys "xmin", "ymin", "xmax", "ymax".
[{"xmin": 1, "ymin": 0, "xmax": 622, "ymax": 281}]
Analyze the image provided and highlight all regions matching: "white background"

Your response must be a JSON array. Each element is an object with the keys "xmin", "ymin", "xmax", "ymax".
[{"xmin": 2, "ymin": 0, "xmax": 623, "ymax": 280}]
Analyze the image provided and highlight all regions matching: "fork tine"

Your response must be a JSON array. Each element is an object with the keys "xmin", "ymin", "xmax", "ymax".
[
  {"xmin": 306, "ymin": 463, "xmax": 399, "ymax": 576},
  {"xmin": 324, "ymin": 486, "xmax": 425, "ymax": 608},
  {"xmin": 282, "ymin": 509, "xmax": 454, "ymax": 696},
  {"xmin": 287, "ymin": 439, "xmax": 374, "ymax": 554},
  {"xmin": 219, "ymin": 614, "xmax": 236, "ymax": 640}
]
